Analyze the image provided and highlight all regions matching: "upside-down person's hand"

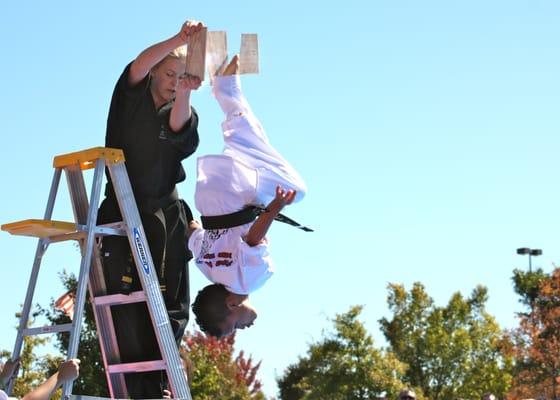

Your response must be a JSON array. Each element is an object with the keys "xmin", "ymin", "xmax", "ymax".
[{"xmin": 266, "ymin": 186, "xmax": 297, "ymax": 215}]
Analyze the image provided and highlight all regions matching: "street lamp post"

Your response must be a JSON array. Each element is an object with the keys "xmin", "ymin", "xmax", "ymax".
[{"xmin": 516, "ymin": 247, "xmax": 542, "ymax": 273}]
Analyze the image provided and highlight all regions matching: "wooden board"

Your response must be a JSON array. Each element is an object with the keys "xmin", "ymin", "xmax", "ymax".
[
  {"xmin": 206, "ymin": 31, "xmax": 228, "ymax": 79},
  {"xmin": 185, "ymin": 27, "xmax": 208, "ymax": 81},
  {"xmin": 239, "ymin": 33, "xmax": 259, "ymax": 74}
]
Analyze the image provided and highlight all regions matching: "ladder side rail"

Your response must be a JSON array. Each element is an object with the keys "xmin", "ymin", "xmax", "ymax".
[
  {"xmin": 65, "ymin": 163, "xmax": 128, "ymax": 397},
  {"xmin": 7, "ymin": 168, "xmax": 63, "ymax": 395},
  {"xmin": 62, "ymin": 160, "xmax": 105, "ymax": 398},
  {"xmin": 87, "ymin": 248, "xmax": 128, "ymax": 398},
  {"xmin": 65, "ymin": 166, "xmax": 90, "ymax": 225},
  {"xmin": 108, "ymin": 162, "xmax": 191, "ymax": 400}
]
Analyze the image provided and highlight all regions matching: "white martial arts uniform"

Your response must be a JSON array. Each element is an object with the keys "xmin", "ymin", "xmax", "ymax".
[
  {"xmin": 0, "ymin": 389, "xmax": 16, "ymax": 400},
  {"xmin": 188, "ymin": 74, "xmax": 306, "ymax": 295}
]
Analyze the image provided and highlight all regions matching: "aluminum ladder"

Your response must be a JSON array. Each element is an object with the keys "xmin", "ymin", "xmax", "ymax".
[{"xmin": 1, "ymin": 147, "xmax": 192, "ymax": 399}]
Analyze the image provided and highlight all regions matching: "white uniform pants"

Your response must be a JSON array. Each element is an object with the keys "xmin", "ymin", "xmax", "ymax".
[{"xmin": 212, "ymin": 75, "xmax": 307, "ymax": 207}]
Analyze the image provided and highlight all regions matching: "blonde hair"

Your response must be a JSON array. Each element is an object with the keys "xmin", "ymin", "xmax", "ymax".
[
  {"xmin": 152, "ymin": 45, "xmax": 187, "ymax": 71},
  {"xmin": 167, "ymin": 45, "xmax": 187, "ymax": 62}
]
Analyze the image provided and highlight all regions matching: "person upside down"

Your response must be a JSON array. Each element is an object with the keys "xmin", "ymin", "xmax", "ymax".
[{"xmin": 188, "ymin": 55, "xmax": 307, "ymax": 338}]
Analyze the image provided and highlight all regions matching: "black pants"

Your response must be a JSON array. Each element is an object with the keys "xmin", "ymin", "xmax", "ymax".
[{"xmin": 97, "ymin": 197, "xmax": 192, "ymax": 399}]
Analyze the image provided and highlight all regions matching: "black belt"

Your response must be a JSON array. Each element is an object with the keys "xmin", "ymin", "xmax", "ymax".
[
  {"xmin": 105, "ymin": 184, "xmax": 179, "ymax": 214},
  {"xmin": 201, "ymin": 206, "xmax": 313, "ymax": 232}
]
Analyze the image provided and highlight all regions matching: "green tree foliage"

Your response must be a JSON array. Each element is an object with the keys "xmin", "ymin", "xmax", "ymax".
[
  {"xmin": 511, "ymin": 268, "xmax": 549, "ymax": 311},
  {"xmin": 183, "ymin": 331, "xmax": 265, "ymax": 400},
  {"xmin": 0, "ymin": 310, "xmax": 49, "ymax": 398},
  {"xmin": 277, "ymin": 305, "xmax": 406, "ymax": 400},
  {"xmin": 379, "ymin": 282, "xmax": 513, "ymax": 400},
  {"xmin": 509, "ymin": 268, "xmax": 560, "ymax": 400}
]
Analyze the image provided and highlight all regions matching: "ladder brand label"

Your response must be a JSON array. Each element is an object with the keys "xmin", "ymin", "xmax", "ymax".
[{"xmin": 133, "ymin": 228, "xmax": 150, "ymax": 275}]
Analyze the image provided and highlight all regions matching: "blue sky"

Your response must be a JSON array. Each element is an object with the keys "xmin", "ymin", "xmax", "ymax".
[{"xmin": 1, "ymin": 1, "xmax": 559, "ymax": 397}]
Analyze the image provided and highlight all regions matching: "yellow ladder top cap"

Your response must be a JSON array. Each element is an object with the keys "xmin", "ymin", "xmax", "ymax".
[
  {"xmin": 53, "ymin": 147, "xmax": 125, "ymax": 170},
  {"xmin": 1, "ymin": 219, "xmax": 77, "ymax": 238}
]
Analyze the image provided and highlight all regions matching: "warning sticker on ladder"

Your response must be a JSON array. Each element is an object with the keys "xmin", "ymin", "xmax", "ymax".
[{"xmin": 133, "ymin": 227, "xmax": 150, "ymax": 275}]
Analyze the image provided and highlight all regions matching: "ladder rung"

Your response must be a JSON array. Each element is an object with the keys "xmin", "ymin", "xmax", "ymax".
[
  {"xmin": 107, "ymin": 360, "xmax": 166, "ymax": 374},
  {"xmin": 95, "ymin": 223, "xmax": 127, "ymax": 236},
  {"xmin": 93, "ymin": 291, "xmax": 147, "ymax": 307},
  {"xmin": 23, "ymin": 323, "xmax": 73, "ymax": 336},
  {"xmin": 53, "ymin": 147, "xmax": 125, "ymax": 170},
  {"xmin": 2, "ymin": 219, "xmax": 77, "ymax": 238}
]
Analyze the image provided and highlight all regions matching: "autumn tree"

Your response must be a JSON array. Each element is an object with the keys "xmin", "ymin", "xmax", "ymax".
[
  {"xmin": 183, "ymin": 331, "xmax": 265, "ymax": 400},
  {"xmin": 379, "ymin": 282, "xmax": 513, "ymax": 400},
  {"xmin": 277, "ymin": 305, "xmax": 407, "ymax": 400},
  {"xmin": 509, "ymin": 268, "xmax": 560, "ymax": 400}
]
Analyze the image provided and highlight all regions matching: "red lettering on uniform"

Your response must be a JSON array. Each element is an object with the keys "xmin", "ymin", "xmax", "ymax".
[
  {"xmin": 205, "ymin": 261, "xmax": 213, "ymax": 267},
  {"xmin": 203, "ymin": 253, "xmax": 215, "ymax": 259},
  {"xmin": 215, "ymin": 260, "xmax": 233, "ymax": 267},
  {"xmin": 218, "ymin": 252, "xmax": 232, "ymax": 258}
]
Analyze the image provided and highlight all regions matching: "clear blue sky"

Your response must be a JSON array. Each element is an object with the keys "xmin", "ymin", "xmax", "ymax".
[{"xmin": 1, "ymin": 1, "xmax": 559, "ymax": 397}]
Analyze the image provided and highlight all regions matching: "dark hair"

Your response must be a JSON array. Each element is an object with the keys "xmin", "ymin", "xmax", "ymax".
[{"xmin": 192, "ymin": 284, "xmax": 231, "ymax": 338}]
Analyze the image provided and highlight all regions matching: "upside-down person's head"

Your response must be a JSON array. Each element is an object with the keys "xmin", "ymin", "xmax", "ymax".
[
  {"xmin": 149, "ymin": 46, "xmax": 188, "ymax": 105},
  {"xmin": 192, "ymin": 284, "xmax": 258, "ymax": 338}
]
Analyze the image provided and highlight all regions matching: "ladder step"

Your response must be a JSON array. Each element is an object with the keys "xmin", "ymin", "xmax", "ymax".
[
  {"xmin": 108, "ymin": 360, "xmax": 166, "ymax": 374},
  {"xmin": 93, "ymin": 291, "xmax": 147, "ymax": 307},
  {"xmin": 53, "ymin": 147, "xmax": 124, "ymax": 170},
  {"xmin": 1, "ymin": 219, "xmax": 77, "ymax": 238},
  {"xmin": 23, "ymin": 323, "xmax": 73, "ymax": 336},
  {"xmin": 1, "ymin": 220, "xmax": 127, "ymax": 240},
  {"xmin": 95, "ymin": 222, "xmax": 127, "ymax": 236}
]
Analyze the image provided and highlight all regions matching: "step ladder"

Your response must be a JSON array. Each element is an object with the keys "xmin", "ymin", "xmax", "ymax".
[{"xmin": 1, "ymin": 147, "xmax": 192, "ymax": 400}]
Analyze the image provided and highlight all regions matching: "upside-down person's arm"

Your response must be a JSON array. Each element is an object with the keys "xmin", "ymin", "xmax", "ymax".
[{"xmin": 244, "ymin": 186, "xmax": 297, "ymax": 247}]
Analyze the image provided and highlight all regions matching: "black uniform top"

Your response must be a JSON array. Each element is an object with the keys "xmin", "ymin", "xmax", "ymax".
[{"xmin": 105, "ymin": 62, "xmax": 199, "ymax": 211}]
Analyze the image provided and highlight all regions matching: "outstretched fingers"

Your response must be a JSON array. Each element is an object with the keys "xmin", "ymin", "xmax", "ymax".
[
  {"xmin": 275, "ymin": 185, "xmax": 297, "ymax": 207},
  {"xmin": 285, "ymin": 189, "xmax": 297, "ymax": 205}
]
